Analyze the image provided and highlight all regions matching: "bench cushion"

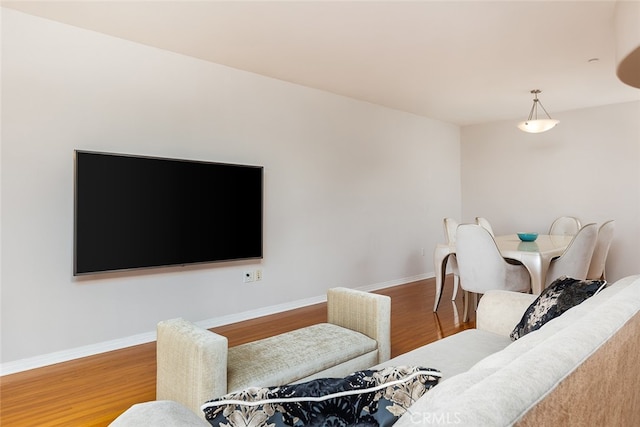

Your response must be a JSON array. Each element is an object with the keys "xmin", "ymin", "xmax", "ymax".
[{"xmin": 227, "ymin": 323, "xmax": 377, "ymax": 392}]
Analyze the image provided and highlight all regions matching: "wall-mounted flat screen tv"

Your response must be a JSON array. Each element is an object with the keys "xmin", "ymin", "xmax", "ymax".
[{"xmin": 74, "ymin": 151, "xmax": 263, "ymax": 275}]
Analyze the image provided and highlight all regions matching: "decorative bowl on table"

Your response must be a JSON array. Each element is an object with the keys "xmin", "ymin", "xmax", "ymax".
[{"xmin": 517, "ymin": 232, "xmax": 538, "ymax": 242}]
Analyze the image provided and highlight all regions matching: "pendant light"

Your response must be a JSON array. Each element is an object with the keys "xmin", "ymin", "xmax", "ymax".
[{"xmin": 517, "ymin": 89, "xmax": 559, "ymax": 133}]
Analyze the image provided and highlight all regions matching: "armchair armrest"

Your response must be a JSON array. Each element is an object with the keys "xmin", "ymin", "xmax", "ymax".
[
  {"xmin": 327, "ymin": 287, "xmax": 391, "ymax": 363},
  {"xmin": 476, "ymin": 290, "xmax": 537, "ymax": 337},
  {"xmin": 156, "ymin": 318, "xmax": 228, "ymax": 417}
]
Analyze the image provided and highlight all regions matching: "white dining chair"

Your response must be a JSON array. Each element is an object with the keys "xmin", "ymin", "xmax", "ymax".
[
  {"xmin": 587, "ymin": 220, "xmax": 615, "ymax": 281},
  {"xmin": 455, "ymin": 224, "xmax": 531, "ymax": 322},
  {"xmin": 548, "ymin": 216, "xmax": 581, "ymax": 236},
  {"xmin": 475, "ymin": 217, "xmax": 495, "ymax": 236},
  {"xmin": 443, "ymin": 218, "xmax": 461, "ymax": 300},
  {"xmin": 544, "ymin": 223, "xmax": 598, "ymax": 288}
]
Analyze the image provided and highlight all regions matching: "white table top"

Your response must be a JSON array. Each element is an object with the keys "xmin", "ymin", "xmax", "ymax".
[
  {"xmin": 433, "ymin": 233, "xmax": 573, "ymax": 311},
  {"xmin": 493, "ymin": 234, "xmax": 573, "ymax": 259}
]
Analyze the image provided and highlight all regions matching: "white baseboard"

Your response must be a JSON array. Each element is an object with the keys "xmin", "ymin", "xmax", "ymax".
[
  {"xmin": 357, "ymin": 273, "xmax": 429, "ymax": 293},
  {"xmin": 0, "ymin": 331, "xmax": 158, "ymax": 376},
  {"xmin": 0, "ymin": 273, "xmax": 432, "ymax": 376}
]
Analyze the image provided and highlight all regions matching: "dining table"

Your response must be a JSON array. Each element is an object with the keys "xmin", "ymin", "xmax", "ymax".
[{"xmin": 433, "ymin": 234, "xmax": 574, "ymax": 311}]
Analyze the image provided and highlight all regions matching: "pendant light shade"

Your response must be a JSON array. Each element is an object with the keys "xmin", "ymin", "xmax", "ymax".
[{"xmin": 517, "ymin": 89, "xmax": 559, "ymax": 133}]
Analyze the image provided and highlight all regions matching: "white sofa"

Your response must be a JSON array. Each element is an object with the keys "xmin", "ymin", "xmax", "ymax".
[
  {"xmin": 387, "ymin": 274, "xmax": 640, "ymax": 425},
  {"xmin": 111, "ymin": 275, "xmax": 640, "ymax": 426}
]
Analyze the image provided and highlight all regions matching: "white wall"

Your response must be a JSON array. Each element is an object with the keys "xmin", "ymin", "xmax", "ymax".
[
  {"xmin": 1, "ymin": 9, "xmax": 461, "ymax": 366},
  {"xmin": 461, "ymin": 101, "xmax": 640, "ymax": 281}
]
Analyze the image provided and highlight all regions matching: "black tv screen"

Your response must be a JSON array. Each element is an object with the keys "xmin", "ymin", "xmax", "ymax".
[{"xmin": 74, "ymin": 151, "xmax": 263, "ymax": 275}]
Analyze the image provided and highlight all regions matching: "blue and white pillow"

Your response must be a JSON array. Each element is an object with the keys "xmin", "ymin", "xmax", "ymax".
[
  {"xmin": 510, "ymin": 276, "xmax": 606, "ymax": 340},
  {"xmin": 201, "ymin": 366, "xmax": 441, "ymax": 427}
]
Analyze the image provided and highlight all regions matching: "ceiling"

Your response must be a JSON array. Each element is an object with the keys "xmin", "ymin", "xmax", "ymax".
[{"xmin": 3, "ymin": 0, "xmax": 639, "ymax": 126}]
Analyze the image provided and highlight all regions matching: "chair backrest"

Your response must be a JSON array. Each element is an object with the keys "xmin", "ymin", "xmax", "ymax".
[
  {"xmin": 586, "ymin": 220, "xmax": 616, "ymax": 280},
  {"xmin": 475, "ymin": 217, "xmax": 495, "ymax": 236},
  {"xmin": 548, "ymin": 216, "xmax": 582, "ymax": 236},
  {"xmin": 443, "ymin": 218, "xmax": 459, "ymax": 244},
  {"xmin": 545, "ymin": 223, "xmax": 598, "ymax": 287},
  {"xmin": 455, "ymin": 224, "xmax": 529, "ymax": 294}
]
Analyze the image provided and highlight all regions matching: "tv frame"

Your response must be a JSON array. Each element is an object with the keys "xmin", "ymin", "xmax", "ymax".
[{"xmin": 73, "ymin": 150, "xmax": 263, "ymax": 276}]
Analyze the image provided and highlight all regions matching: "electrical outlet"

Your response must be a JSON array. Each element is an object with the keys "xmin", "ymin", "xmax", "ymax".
[
  {"xmin": 243, "ymin": 271, "xmax": 255, "ymax": 283},
  {"xmin": 255, "ymin": 269, "xmax": 262, "ymax": 281}
]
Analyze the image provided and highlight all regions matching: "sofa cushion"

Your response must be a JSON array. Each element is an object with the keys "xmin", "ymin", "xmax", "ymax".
[
  {"xmin": 373, "ymin": 329, "xmax": 512, "ymax": 381},
  {"xmin": 510, "ymin": 276, "xmax": 606, "ymax": 340},
  {"xmin": 202, "ymin": 366, "xmax": 441, "ymax": 427}
]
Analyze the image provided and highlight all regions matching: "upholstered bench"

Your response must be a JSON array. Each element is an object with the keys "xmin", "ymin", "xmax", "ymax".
[
  {"xmin": 227, "ymin": 322, "xmax": 378, "ymax": 387},
  {"xmin": 155, "ymin": 287, "xmax": 391, "ymax": 416}
]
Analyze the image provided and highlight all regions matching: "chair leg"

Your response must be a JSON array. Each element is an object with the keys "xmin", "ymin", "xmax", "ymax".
[
  {"xmin": 451, "ymin": 300, "xmax": 460, "ymax": 326},
  {"xmin": 462, "ymin": 290, "xmax": 470, "ymax": 322},
  {"xmin": 451, "ymin": 275, "xmax": 459, "ymax": 300},
  {"xmin": 462, "ymin": 291, "xmax": 480, "ymax": 323}
]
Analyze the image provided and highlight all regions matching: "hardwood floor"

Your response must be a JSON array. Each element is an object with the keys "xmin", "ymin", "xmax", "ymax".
[{"xmin": 0, "ymin": 276, "xmax": 472, "ymax": 426}]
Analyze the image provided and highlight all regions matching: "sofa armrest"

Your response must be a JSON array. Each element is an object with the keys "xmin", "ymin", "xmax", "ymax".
[
  {"xmin": 109, "ymin": 401, "xmax": 209, "ymax": 427},
  {"xmin": 476, "ymin": 290, "xmax": 537, "ymax": 337},
  {"xmin": 327, "ymin": 287, "xmax": 391, "ymax": 363},
  {"xmin": 156, "ymin": 318, "xmax": 228, "ymax": 417}
]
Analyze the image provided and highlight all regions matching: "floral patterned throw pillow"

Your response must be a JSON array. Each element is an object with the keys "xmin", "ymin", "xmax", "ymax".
[
  {"xmin": 510, "ymin": 276, "xmax": 607, "ymax": 340},
  {"xmin": 201, "ymin": 365, "xmax": 441, "ymax": 427}
]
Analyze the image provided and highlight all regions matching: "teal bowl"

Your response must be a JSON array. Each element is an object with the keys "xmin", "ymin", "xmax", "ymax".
[{"xmin": 517, "ymin": 232, "xmax": 538, "ymax": 242}]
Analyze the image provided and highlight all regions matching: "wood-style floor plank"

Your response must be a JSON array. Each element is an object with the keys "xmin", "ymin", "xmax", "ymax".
[{"xmin": 0, "ymin": 276, "xmax": 471, "ymax": 426}]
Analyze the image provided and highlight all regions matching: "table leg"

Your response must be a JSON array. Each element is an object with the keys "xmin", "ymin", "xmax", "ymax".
[{"xmin": 520, "ymin": 255, "xmax": 544, "ymax": 295}]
